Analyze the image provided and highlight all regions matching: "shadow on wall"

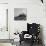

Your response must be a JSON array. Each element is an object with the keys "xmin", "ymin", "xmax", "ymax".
[{"xmin": 40, "ymin": 25, "xmax": 45, "ymax": 46}]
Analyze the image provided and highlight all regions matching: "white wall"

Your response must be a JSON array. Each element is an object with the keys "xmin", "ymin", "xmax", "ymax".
[
  {"xmin": 0, "ymin": 0, "xmax": 13, "ymax": 46},
  {"xmin": 0, "ymin": 0, "xmax": 8, "ymax": 3},
  {"xmin": 0, "ymin": 0, "xmax": 46, "ymax": 46},
  {"xmin": 8, "ymin": 0, "xmax": 46, "ymax": 46},
  {"xmin": 0, "ymin": 4, "xmax": 9, "ymax": 39},
  {"xmin": 8, "ymin": 0, "xmax": 46, "ymax": 44}
]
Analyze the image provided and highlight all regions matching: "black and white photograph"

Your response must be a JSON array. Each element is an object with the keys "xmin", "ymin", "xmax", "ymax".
[
  {"xmin": 0, "ymin": 0, "xmax": 46, "ymax": 46},
  {"xmin": 14, "ymin": 8, "xmax": 27, "ymax": 20}
]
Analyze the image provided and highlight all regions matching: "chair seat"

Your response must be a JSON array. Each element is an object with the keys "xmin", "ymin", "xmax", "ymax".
[{"xmin": 24, "ymin": 34, "xmax": 32, "ymax": 38}]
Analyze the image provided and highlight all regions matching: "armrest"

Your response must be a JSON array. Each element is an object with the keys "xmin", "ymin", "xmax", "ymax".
[
  {"xmin": 19, "ymin": 31, "xmax": 27, "ymax": 41},
  {"xmin": 21, "ymin": 31, "xmax": 28, "ymax": 35}
]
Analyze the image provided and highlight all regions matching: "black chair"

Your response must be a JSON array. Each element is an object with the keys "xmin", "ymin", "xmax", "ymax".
[
  {"xmin": 19, "ymin": 23, "xmax": 40, "ymax": 45},
  {"xmin": 27, "ymin": 23, "xmax": 40, "ymax": 43}
]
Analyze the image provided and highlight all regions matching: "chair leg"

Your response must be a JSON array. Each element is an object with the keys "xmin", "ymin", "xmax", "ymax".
[
  {"xmin": 30, "ymin": 39, "xmax": 34, "ymax": 46},
  {"xmin": 30, "ymin": 41, "xmax": 34, "ymax": 46},
  {"xmin": 20, "ymin": 41, "xmax": 21, "ymax": 45}
]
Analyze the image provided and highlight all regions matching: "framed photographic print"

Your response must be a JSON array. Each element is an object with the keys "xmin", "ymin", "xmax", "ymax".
[{"xmin": 14, "ymin": 8, "xmax": 27, "ymax": 21}]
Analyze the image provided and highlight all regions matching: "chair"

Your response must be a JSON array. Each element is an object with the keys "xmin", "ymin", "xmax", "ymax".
[
  {"xmin": 19, "ymin": 23, "xmax": 40, "ymax": 46},
  {"xmin": 27, "ymin": 23, "xmax": 40, "ymax": 43}
]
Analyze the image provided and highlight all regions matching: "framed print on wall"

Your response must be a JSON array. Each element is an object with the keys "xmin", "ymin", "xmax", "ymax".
[{"xmin": 14, "ymin": 8, "xmax": 27, "ymax": 21}]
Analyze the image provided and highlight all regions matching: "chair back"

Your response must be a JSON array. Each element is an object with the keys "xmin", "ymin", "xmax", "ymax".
[{"xmin": 27, "ymin": 23, "xmax": 40, "ymax": 36}]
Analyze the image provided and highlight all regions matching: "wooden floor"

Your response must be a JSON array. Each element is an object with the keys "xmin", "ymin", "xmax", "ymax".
[{"xmin": 19, "ymin": 41, "xmax": 43, "ymax": 46}]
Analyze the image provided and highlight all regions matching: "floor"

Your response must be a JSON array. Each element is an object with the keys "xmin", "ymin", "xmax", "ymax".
[
  {"xmin": 0, "ymin": 42, "xmax": 43, "ymax": 46},
  {"xmin": 19, "ymin": 41, "xmax": 43, "ymax": 46},
  {"xmin": 0, "ymin": 43, "xmax": 13, "ymax": 46}
]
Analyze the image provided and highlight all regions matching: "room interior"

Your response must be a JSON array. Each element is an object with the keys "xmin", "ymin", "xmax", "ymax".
[{"xmin": 0, "ymin": 0, "xmax": 46, "ymax": 46}]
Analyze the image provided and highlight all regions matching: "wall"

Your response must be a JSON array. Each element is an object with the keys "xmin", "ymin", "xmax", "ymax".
[
  {"xmin": 8, "ymin": 0, "xmax": 46, "ymax": 45},
  {"xmin": 0, "ymin": 0, "xmax": 8, "ymax": 3},
  {"xmin": 0, "ymin": 0, "xmax": 13, "ymax": 46},
  {"xmin": 0, "ymin": 0, "xmax": 46, "ymax": 46},
  {"xmin": 0, "ymin": 4, "xmax": 9, "ymax": 39}
]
